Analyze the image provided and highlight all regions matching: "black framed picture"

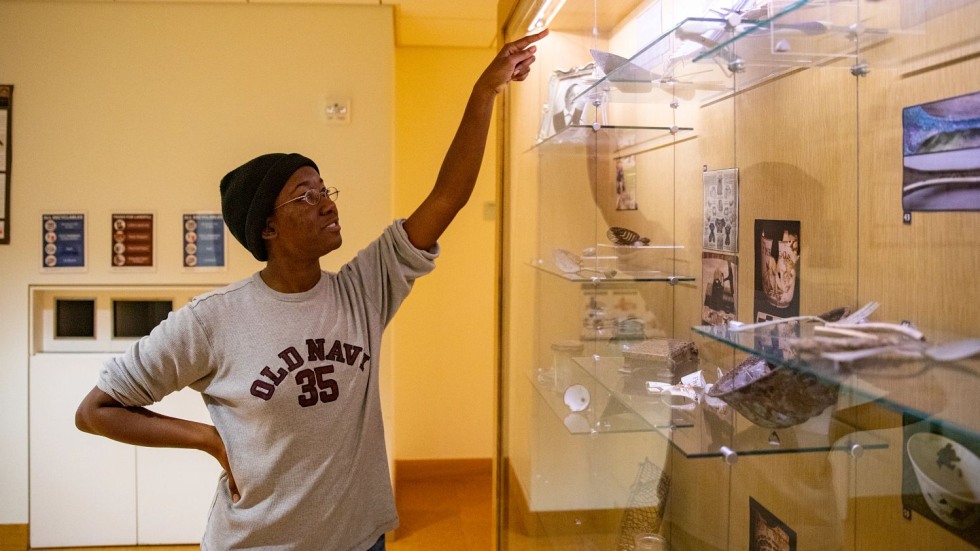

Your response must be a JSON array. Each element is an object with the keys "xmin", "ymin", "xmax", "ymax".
[
  {"xmin": 0, "ymin": 84, "xmax": 12, "ymax": 245},
  {"xmin": 750, "ymin": 497, "xmax": 796, "ymax": 551}
]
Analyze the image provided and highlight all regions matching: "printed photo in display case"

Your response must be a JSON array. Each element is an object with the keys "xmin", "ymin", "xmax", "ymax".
[
  {"xmin": 902, "ymin": 90, "xmax": 980, "ymax": 212},
  {"xmin": 902, "ymin": 412, "xmax": 980, "ymax": 547},
  {"xmin": 753, "ymin": 220, "xmax": 800, "ymax": 322},
  {"xmin": 749, "ymin": 497, "xmax": 796, "ymax": 551},
  {"xmin": 615, "ymin": 155, "xmax": 638, "ymax": 211},
  {"xmin": 703, "ymin": 168, "xmax": 738, "ymax": 253},
  {"xmin": 701, "ymin": 252, "xmax": 737, "ymax": 326},
  {"xmin": 537, "ymin": 63, "xmax": 595, "ymax": 142}
]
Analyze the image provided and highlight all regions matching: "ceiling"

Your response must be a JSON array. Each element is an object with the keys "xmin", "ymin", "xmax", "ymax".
[
  {"xmin": 4, "ymin": 0, "xmax": 643, "ymax": 48},
  {"xmin": 384, "ymin": 0, "xmax": 643, "ymax": 48},
  {"xmin": 1, "ymin": 0, "xmax": 504, "ymax": 48},
  {"xmin": 380, "ymin": 0, "xmax": 502, "ymax": 48}
]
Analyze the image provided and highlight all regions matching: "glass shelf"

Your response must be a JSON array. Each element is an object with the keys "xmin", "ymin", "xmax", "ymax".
[
  {"xmin": 570, "ymin": 0, "xmax": 932, "ymax": 106},
  {"xmin": 574, "ymin": 355, "xmax": 695, "ymax": 433},
  {"xmin": 570, "ymin": 17, "xmax": 737, "ymax": 106},
  {"xmin": 541, "ymin": 353, "xmax": 891, "ymax": 458},
  {"xmin": 669, "ymin": 402, "xmax": 890, "ymax": 459},
  {"xmin": 527, "ymin": 361, "xmax": 688, "ymax": 436},
  {"xmin": 533, "ymin": 124, "xmax": 694, "ymax": 151},
  {"xmin": 692, "ymin": 323, "xmax": 980, "ymax": 440},
  {"xmin": 528, "ymin": 259, "xmax": 695, "ymax": 284},
  {"xmin": 691, "ymin": 0, "xmax": 870, "ymax": 64}
]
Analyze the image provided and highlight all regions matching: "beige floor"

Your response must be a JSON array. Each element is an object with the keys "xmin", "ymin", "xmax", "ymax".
[
  {"xmin": 2, "ymin": 467, "xmax": 492, "ymax": 551},
  {"xmin": 390, "ymin": 464, "xmax": 492, "ymax": 550},
  {"xmin": 0, "ymin": 466, "xmax": 632, "ymax": 551}
]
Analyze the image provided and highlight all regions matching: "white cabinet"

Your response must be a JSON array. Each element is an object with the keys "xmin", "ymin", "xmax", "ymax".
[
  {"xmin": 138, "ymin": 388, "xmax": 220, "ymax": 545},
  {"xmin": 29, "ymin": 286, "xmax": 221, "ymax": 548},
  {"xmin": 29, "ymin": 353, "xmax": 138, "ymax": 548},
  {"xmin": 29, "ymin": 353, "xmax": 220, "ymax": 548}
]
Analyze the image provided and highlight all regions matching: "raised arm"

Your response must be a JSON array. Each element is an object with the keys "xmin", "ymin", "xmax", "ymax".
[{"xmin": 403, "ymin": 29, "xmax": 549, "ymax": 251}]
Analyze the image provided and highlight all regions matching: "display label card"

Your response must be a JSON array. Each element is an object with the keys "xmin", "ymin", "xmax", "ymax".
[
  {"xmin": 111, "ymin": 213, "xmax": 154, "ymax": 269},
  {"xmin": 41, "ymin": 213, "xmax": 86, "ymax": 270},
  {"xmin": 183, "ymin": 213, "xmax": 225, "ymax": 269}
]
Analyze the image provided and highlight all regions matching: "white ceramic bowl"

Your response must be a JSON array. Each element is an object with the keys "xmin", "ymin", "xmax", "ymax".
[
  {"xmin": 563, "ymin": 384, "xmax": 591, "ymax": 412},
  {"xmin": 907, "ymin": 432, "xmax": 980, "ymax": 529}
]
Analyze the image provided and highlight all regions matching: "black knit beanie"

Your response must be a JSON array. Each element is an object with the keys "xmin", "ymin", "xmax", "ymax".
[{"xmin": 219, "ymin": 153, "xmax": 319, "ymax": 261}]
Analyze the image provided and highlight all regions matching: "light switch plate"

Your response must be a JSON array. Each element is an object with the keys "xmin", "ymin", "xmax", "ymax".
[{"xmin": 323, "ymin": 98, "xmax": 351, "ymax": 125}]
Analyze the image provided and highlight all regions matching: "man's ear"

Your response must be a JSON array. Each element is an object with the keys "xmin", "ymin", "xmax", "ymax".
[{"xmin": 261, "ymin": 219, "xmax": 277, "ymax": 239}]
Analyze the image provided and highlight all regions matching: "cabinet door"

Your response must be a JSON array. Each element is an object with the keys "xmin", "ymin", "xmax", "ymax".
[
  {"xmin": 29, "ymin": 353, "xmax": 137, "ymax": 548},
  {"xmin": 136, "ymin": 387, "xmax": 221, "ymax": 544}
]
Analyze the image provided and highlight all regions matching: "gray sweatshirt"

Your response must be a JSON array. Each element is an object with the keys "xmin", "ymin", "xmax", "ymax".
[{"xmin": 98, "ymin": 220, "xmax": 438, "ymax": 551}]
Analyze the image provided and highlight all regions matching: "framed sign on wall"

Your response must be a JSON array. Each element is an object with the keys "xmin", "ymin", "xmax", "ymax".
[
  {"xmin": 111, "ymin": 213, "xmax": 155, "ymax": 271},
  {"xmin": 0, "ymin": 85, "xmax": 12, "ymax": 244}
]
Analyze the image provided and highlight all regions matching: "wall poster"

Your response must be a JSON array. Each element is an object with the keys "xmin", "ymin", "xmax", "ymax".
[
  {"xmin": 703, "ymin": 168, "xmax": 738, "ymax": 253},
  {"xmin": 615, "ymin": 155, "xmax": 638, "ymax": 211},
  {"xmin": 753, "ymin": 219, "xmax": 800, "ymax": 323},
  {"xmin": 749, "ymin": 497, "xmax": 797, "ymax": 551},
  {"xmin": 183, "ymin": 213, "xmax": 226, "ymax": 270},
  {"xmin": 111, "ymin": 213, "xmax": 155, "ymax": 270},
  {"xmin": 0, "ymin": 85, "xmax": 12, "ymax": 244},
  {"xmin": 701, "ymin": 252, "xmax": 737, "ymax": 326},
  {"xmin": 902, "ymin": 90, "xmax": 980, "ymax": 217},
  {"xmin": 41, "ymin": 213, "xmax": 86, "ymax": 271}
]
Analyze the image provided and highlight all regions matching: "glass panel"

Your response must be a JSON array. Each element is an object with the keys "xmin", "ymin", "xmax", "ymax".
[
  {"xmin": 500, "ymin": 1, "xmax": 978, "ymax": 550},
  {"xmin": 729, "ymin": 448, "xmax": 861, "ymax": 551}
]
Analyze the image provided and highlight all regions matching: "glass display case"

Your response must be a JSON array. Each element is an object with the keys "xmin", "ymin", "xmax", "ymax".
[{"xmin": 498, "ymin": 1, "xmax": 980, "ymax": 549}]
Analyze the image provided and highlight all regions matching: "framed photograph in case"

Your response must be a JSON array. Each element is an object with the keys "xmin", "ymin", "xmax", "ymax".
[
  {"xmin": 703, "ymin": 168, "xmax": 738, "ymax": 253},
  {"xmin": 749, "ymin": 497, "xmax": 796, "ymax": 551}
]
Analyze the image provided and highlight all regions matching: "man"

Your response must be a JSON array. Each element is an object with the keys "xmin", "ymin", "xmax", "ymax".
[{"xmin": 75, "ymin": 29, "xmax": 548, "ymax": 551}]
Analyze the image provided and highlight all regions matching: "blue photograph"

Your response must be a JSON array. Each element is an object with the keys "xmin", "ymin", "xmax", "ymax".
[{"xmin": 902, "ymin": 90, "xmax": 980, "ymax": 212}]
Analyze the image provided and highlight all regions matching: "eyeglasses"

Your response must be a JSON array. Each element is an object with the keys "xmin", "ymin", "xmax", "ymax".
[{"xmin": 273, "ymin": 187, "xmax": 339, "ymax": 210}]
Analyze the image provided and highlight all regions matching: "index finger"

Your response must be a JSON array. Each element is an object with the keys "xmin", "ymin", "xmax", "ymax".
[{"xmin": 512, "ymin": 28, "xmax": 549, "ymax": 50}]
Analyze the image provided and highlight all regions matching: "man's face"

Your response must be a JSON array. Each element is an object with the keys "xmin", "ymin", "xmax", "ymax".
[{"xmin": 264, "ymin": 165, "xmax": 342, "ymax": 261}]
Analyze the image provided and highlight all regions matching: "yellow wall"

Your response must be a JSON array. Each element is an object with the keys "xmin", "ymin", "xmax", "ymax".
[
  {"xmin": 0, "ymin": 0, "xmax": 500, "ymax": 525},
  {"xmin": 393, "ymin": 45, "xmax": 498, "ymax": 460},
  {"xmin": 0, "ymin": 0, "xmax": 393, "ymax": 523}
]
